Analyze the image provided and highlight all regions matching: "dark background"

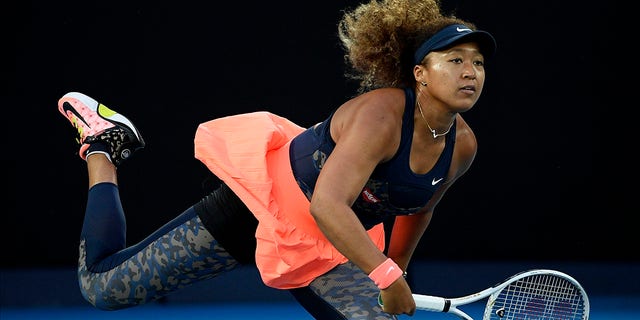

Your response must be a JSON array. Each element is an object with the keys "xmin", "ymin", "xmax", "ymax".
[{"xmin": 10, "ymin": 1, "xmax": 626, "ymax": 270}]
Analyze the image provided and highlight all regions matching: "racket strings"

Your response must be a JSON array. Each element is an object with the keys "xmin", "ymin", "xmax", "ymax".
[{"xmin": 488, "ymin": 274, "xmax": 587, "ymax": 320}]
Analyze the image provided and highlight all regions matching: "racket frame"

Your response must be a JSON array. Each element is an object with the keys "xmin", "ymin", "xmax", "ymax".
[{"xmin": 410, "ymin": 269, "xmax": 590, "ymax": 320}]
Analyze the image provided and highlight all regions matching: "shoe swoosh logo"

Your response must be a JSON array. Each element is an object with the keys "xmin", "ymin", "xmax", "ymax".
[
  {"xmin": 456, "ymin": 27, "xmax": 471, "ymax": 32},
  {"xmin": 62, "ymin": 102, "xmax": 90, "ymax": 128},
  {"xmin": 432, "ymin": 177, "xmax": 444, "ymax": 185}
]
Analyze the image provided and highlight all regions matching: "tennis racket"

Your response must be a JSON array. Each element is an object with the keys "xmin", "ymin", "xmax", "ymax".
[{"xmin": 380, "ymin": 269, "xmax": 590, "ymax": 320}]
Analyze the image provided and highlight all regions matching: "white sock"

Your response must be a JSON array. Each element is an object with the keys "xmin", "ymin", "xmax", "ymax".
[{"xmin": 86, "ymin": 151, "xmax": 113, "ymax": 163}]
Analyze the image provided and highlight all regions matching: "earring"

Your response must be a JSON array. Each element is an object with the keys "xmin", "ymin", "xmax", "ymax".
[{"xmin": 420, "ymin": 82, "xmax": 427, "ymax": 86}]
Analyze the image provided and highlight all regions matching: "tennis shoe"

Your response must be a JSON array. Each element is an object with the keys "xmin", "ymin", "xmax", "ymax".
[{"xmin": 58, "ymin": 92, "xmax": 145, "ymax": 166}]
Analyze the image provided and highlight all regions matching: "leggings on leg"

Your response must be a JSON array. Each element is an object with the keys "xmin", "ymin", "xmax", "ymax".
[
  {"xmin": 77, "ymin": 182, "xmax": 239, "ymax": 310},
  {"xmin": 79, "ymin": 183, "xmax": 395, "ymax": 319},
  {"xmin": 289, "ymin": 261, "xmax": 396, "ymax": 320}
]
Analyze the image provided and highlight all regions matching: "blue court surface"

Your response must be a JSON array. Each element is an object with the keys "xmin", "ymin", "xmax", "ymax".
[
  {"xmin": 2, "ymin": 297, "xmax": 640, "ymax": 320},
  {"xmin": 0, "ymin": 298, "xmax": 633, "ymax": 319},
  {"xmin": 2, "ymin": 262, "xmax": 638, "ymax": 319}
]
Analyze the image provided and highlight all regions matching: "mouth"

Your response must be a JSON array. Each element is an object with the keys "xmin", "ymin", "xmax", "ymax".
[{"xmin": 460, "ymin": 85, "xmax": 476, "ymax": 94}]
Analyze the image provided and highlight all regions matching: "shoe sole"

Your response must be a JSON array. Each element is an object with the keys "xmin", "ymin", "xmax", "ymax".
[
  {"xmin": 58, "ymin": 92, "xmax": 145, "ymax": 144},
  {"xmin": 58, "ymin": 92, "xmax": 145, "ymax": 160}
]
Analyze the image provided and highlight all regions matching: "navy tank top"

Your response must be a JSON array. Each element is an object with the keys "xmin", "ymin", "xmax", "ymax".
[{"xmin": 289, "ymin": 87, "xmax": 456, "ymax": 229}]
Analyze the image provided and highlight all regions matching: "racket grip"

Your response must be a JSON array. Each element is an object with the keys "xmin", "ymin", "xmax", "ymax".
[{"xmin": 412, "ymin": 294, "xmax": 448, "ymax": 312}]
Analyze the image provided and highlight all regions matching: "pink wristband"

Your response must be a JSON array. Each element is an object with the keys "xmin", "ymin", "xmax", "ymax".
[{"xmin": 368, "ymin": 258, "xmax": 403, "ymax": 289}]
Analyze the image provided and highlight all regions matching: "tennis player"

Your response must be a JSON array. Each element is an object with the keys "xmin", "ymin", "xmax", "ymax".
[{"xmin": 58, "ymin": 0, "xmax": 496, "ymax": 318}]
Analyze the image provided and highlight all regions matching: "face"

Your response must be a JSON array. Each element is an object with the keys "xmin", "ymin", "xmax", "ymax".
[{"xmin": 418, "ymin": 42, "xmax": 487, "ymax": 112}]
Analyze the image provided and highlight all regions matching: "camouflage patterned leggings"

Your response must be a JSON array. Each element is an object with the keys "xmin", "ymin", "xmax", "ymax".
[{"xmin": 78, "ymin": 182, "xmax": 395, "ymax": 319}]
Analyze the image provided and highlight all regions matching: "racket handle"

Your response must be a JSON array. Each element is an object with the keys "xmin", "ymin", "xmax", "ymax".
[
  {"xmin": 379, "ymin": 293, "xmax": 449, "ymax": 313},
  {"xmin": 412, "ymin": 294, "xmax": 449, "ymax": 312}
]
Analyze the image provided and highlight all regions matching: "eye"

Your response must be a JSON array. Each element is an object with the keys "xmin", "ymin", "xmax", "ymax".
[
  {"xmin": 473, "ymin": 60, "xmax": 485, "ymax": 67},
  {"xmin": 450, "ymin": 58, "xmax": 463, "ymax": 64}
]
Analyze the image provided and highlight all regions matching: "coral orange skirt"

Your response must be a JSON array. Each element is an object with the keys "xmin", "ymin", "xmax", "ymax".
[{"xmin": 194, "ymin": 111, "xmax": 385, "ymax": 289}]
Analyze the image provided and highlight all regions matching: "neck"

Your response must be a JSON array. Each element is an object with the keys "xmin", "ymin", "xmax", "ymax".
[{"xmin": 415, "ymin": 92, "xmax": 455, "ymax": 139}]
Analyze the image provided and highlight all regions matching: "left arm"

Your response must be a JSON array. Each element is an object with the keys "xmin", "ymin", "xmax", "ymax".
[
  {"xmin": 387, "ymin": 114, "xmax": 478, "ymax": 272},
  {"xmin": 386, "ymin": 185, "xmax": 445, "ymax": 271},
  {"xmin": 386, "ymin": 202, "xmax": 435, "ymax": 272}
]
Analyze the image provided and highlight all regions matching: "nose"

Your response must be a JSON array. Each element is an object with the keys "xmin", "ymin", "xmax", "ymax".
[
  {"xmin": 462, "ymin": 68, "xmax": 476, "ymax": 80},
  {"xmin": 462, "ymin": 63, "xmax": 476, "ymax": 79}
]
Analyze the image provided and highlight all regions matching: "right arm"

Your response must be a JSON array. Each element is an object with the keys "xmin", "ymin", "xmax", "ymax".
[{"xmin": 308, "ymin": 88, "xmax": 416, "ymax": 315}]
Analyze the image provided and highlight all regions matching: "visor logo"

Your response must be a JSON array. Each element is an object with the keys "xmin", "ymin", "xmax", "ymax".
[{"xmin": 456, "ymin": 27, "xmax": 471, "ymax": 32}]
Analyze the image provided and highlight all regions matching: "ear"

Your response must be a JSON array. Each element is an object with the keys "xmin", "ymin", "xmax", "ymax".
[{"xmin": 413, "ymin": 64, "xmax": 427, "ymax": 85}]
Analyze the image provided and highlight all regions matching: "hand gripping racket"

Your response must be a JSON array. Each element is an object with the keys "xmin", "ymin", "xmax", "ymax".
[{"xmin": 380, "ymin": 269, "xmax": 590, "ymax": 320}]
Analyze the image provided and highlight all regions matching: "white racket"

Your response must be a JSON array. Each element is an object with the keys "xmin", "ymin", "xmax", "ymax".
[{"xmin": 380, "ymin": 269, "xmax": 590, "ymax": 320}]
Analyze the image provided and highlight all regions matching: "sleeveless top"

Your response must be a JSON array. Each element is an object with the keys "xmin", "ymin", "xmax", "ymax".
[
  {"xmin": 289, "ymin": 87, "xmax": 456, "ymax": 229},
  {"xmin": 193, "ymin": 87, "xmax": 456, "ymax": 289},
  {"xmin": 195, "ymin": 111, "xmax": 387, "ymax": 289}
]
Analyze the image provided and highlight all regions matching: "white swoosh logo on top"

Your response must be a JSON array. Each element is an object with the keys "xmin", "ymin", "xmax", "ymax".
[{"xmin": 432, "ymin": 178, "xmax": 444, "ymax": 185}]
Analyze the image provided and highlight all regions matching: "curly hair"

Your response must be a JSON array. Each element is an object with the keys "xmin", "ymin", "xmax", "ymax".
[{"xmin": 338, "ymin": 0, "xmax": 477, "ymax": 93}]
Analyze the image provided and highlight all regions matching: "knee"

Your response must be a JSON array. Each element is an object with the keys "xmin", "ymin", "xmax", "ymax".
[{"xmin": 77, "ymin": 272, "xmax": 139, "ymax": 311}]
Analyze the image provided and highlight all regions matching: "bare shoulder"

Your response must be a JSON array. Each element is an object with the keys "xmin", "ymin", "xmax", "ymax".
[
  {"xmin": 333, "ymin": 88, "xmax": 406, "ymax": 132},
  {"xmin": 451, "ymin": 114, "xmax": 478, "ymax": 177},
  {"xmin": 331, "ymin": 88, "xmax": 406, "ymax": 160}
]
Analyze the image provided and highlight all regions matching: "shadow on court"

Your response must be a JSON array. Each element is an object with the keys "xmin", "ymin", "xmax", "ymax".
[{"xmin": 2, "ymin": 261, "xmax": 638, "ymax": 319}]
